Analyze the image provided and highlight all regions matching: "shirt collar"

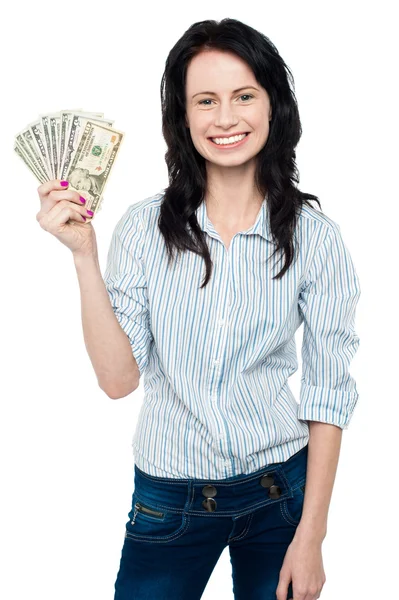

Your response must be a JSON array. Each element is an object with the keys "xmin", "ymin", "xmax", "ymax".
[{"xmin": 194, "ymin": 193, "xmax": 274, "ymax": 243}]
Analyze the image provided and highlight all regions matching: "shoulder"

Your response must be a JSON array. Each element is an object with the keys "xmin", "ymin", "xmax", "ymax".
[
  {"xmin": 298, "ymin": 202, "xmax": 342, "ymax": 236},
  {"xmin": 297, "ymin": 202, "xmax": 359, "ymax": 287},
  {"xmin": 121, "ymin": 190, "xmax": 165, "ymax": 221},
  {"xmin": 114, "ymin": 191, "xmax": 165, "ymax": 235},
  {"xmin": 297, "ymin": 202, "xmax": 345, "ymax": 253}
]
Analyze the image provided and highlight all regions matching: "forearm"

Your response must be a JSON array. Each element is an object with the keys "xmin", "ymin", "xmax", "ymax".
[
  {"xmin": 294, "ymin": 421, "xmax": 343, "ymax": 543},
  {"xmin": 73, "ymin": 252, "xmax": 140, "ymax": 398}
]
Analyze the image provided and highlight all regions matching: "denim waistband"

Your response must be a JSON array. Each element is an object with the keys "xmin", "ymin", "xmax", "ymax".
[{"xmin": 132, "ymin": 443, "xmax": 308, "ymax": 518}]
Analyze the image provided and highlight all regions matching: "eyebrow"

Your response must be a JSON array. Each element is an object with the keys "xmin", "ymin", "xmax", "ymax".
[{"xmin": 192, "ymin": 86, "xmax": 259, "ymax": 100}]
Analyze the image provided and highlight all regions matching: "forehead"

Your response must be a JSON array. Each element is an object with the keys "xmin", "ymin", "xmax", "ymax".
[{"xmin": 186, "ymin": 50, "xmax": 256, "ymax": 91}]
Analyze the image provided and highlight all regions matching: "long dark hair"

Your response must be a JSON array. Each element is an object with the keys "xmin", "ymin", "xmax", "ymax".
[{"xmin": 158, "ymin": 18, "xmax": 322, "ymax": 288}]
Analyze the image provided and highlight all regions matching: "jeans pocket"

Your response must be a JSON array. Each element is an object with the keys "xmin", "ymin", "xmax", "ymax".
[
  {"xmin": 124, "ymin": 493, "xmax": 189, "ymax": 543},
  {"xmin": 280, "ymin": 482, "xmax": 306, "ymax": 527}
]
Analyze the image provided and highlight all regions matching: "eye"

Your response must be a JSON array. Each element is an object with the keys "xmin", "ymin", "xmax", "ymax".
[{"xmin": 198, "ymin": 94, "xmax": 254, "ymax": 106}]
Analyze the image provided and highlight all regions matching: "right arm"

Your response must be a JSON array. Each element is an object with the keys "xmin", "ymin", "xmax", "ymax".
[
  {"xmin": 35, "ymin": 179, "xmax": 140, "ymax": 400},
  {"xmin": 73, "ymin": 252, "xmax": 140, "ymax": 399}
]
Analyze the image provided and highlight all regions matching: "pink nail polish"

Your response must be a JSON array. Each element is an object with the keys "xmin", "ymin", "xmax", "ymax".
[
  {"xmin": 80, "ymin": 196, "xmax": 86, "ymax": 204},
  {"xmin": 86, "ymin": 209, "xmax": 94, "ymax": 216},
  {"xmin": 60, "ymin": 180, "xmax": 69, "ymax": 187}
]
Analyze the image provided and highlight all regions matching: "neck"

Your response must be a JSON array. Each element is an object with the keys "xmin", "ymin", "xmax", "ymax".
[
  {"xmin": 205, "ymin": 186, "xmax": 265, "ymax": 226},
  {"xmin": 204, "ymin": 161, "xmax": 265, "ymax": 224}
]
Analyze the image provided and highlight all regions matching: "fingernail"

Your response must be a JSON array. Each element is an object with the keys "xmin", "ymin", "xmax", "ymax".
[
  {"xmin": 60, "ymin": 180, "xmax": 69, "ymax": 187},
  {"xmin": 82, "ymin": 216, "xmax": 87, "ymax": 221},
  {"xmin": 86, "ymin": 209, "xmax": 94, "ymax": 216},
  {"xmin": 79, "ymin": 196, "xmax": 86, "ymax": 204}
]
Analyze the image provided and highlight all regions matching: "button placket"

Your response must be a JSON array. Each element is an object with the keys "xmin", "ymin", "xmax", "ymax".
[
  {"xmin": 207, "ymin": 250, "xmax": 233, "ymax": 478},
  {"xmin": 202, "ymin": 484, "xmax": 217, "ymax": 512},
  {"xmin": 260, "ymin": 473, "xmax": 282, "ymax": 499}
]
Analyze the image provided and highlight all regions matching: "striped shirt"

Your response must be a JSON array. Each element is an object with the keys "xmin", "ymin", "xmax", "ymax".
[{"xmin": 103, "ymin": 192, "xmax": 361, "ymax": 479}]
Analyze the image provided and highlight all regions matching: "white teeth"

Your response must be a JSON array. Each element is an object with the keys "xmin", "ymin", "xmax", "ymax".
[{"xmin": 211, "ymin": 133, "xmax": 247, "ymax": 145}]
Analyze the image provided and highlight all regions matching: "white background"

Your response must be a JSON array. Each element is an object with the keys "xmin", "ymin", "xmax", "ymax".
[{"xmin": 1, "ymin": 1, "xmax": 397, "ymax": 598}]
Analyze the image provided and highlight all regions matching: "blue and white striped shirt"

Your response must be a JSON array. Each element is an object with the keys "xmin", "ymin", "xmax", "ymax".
[{"xmin": 103, "ymin": 192, "xmax": 361, "ymax": 479}]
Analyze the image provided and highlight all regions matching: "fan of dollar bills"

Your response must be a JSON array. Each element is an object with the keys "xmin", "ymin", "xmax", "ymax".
[{"xmin": 14, "ymin": 109, "xmax": 125, "ymax": 219}]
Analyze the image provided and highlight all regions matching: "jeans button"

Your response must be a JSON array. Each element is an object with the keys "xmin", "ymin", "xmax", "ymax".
[
  {"xmin": 260, "ymin": 474, "xmax": 274, "ymax": 488},
  {"xmin": 202, "ymin": 498, "xmax": 217, "ymax": 512},
  {"xmin": 202, "ymin": 485, "xmax": 217, "ymax": 498},
  {"xmin": 268, "ymin": 485, "xmax": 282, "ymax": 499}
]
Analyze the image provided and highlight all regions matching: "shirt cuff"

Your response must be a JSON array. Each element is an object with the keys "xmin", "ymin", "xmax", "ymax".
[{"xmin": 298, "ymin": 382, "xmax": 359, "ymax": 430}]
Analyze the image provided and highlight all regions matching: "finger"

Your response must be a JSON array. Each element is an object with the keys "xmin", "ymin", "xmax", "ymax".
[
  {"xmin": 37, "ymin": 179, "xmax": 69, "ymax": 202},
  {"xmin": 48, "ymin": 189, "xmax": 88, "ymax": 206},
  {"xmin": 38, "ymin": 199, "xmax": 89, "ymax": 231},
  {"xmin": 275, "ymin": 580, "xmax": 289, "ymax": 600},
  {"xmin": 50, "ymin": 198, "xmax": 91, "ymax": 222},
  {"xmin": 37, "ymin": 188, "xmax": 88, "ymax": 224},
  {"xmin": 47, "ymin": 205, "xmax": 87, "ymax": 230}
]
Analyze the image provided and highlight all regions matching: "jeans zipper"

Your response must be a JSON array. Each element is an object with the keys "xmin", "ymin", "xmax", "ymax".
[{"xmin": 130, "ymin": 501, "xmax": 165, "ymax": 525}]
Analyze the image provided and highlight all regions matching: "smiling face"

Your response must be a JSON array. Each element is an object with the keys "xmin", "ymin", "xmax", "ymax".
[{"xmin": 185, "ymin": 49, "xmax": 272, "ymax": 168}]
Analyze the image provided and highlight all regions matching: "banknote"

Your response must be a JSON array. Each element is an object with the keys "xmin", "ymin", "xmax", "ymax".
[
  {"xmin": 14, "ymin": 108, "xmax": 85, "ymax": 183},
  {"xmin": 59, "ymin": 111, "xmax": 114, "ymax": 181},
  {"xmin": 15, "ymin": 123, "xmax": 51, "ymax": 183},
  {"xmin": 14, "ymin": 109, "xmax": 124, "ymax": 220},
  {"xmin": 57, "ymin": 110, "xmax": 105, "ymax": 180}
]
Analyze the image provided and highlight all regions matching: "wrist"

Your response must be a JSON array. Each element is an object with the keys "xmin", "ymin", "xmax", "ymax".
[
  {"xmin": 294, "ymin": 520, "xmax": 327, "ymax": 544},
  {"xmin": 73, "ymin": 251, "xmax": 99, "ymax": 268}
]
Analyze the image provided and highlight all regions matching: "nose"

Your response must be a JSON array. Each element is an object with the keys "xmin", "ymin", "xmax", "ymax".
[{"xmin": 213, "ymin": 103, "xmax": 239, "ymax": 130}]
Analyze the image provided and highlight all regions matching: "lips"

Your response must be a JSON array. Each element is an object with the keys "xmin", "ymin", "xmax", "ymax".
[{"xmin": 207, "ymin": 132, "xmax": 251, "ymax": 150}]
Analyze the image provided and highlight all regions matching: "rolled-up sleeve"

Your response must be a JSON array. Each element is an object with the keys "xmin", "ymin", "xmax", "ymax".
[
  {"xmin": 103, "ymin": 206, "xmax": 153, "ymax": 379},
  {"xmin": 297, "ymin": 223, "xmax": 361, "ymax": 430}
]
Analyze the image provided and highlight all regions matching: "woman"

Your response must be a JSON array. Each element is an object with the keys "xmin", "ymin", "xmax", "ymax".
[{"xmin": 36, "ymin": 18, "xmax": 360, "ymax": 600}]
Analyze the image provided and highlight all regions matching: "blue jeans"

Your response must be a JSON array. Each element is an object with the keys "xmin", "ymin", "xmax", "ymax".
[{"xmin": 114, "ymin": 443, "xmax": 308, "ymax": 600}]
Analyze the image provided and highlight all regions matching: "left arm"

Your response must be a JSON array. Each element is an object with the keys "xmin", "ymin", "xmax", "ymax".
[
  {"xmin": 276, "ymin": 223, "xmax": 361, "ymax": 599},
  {"xmin": 294, "ymin": 222, "xmax": 361, "ymax": 541},
  {"xmin": 294, "ymin": 421, "xmax": 342, "ymax": 544}
]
